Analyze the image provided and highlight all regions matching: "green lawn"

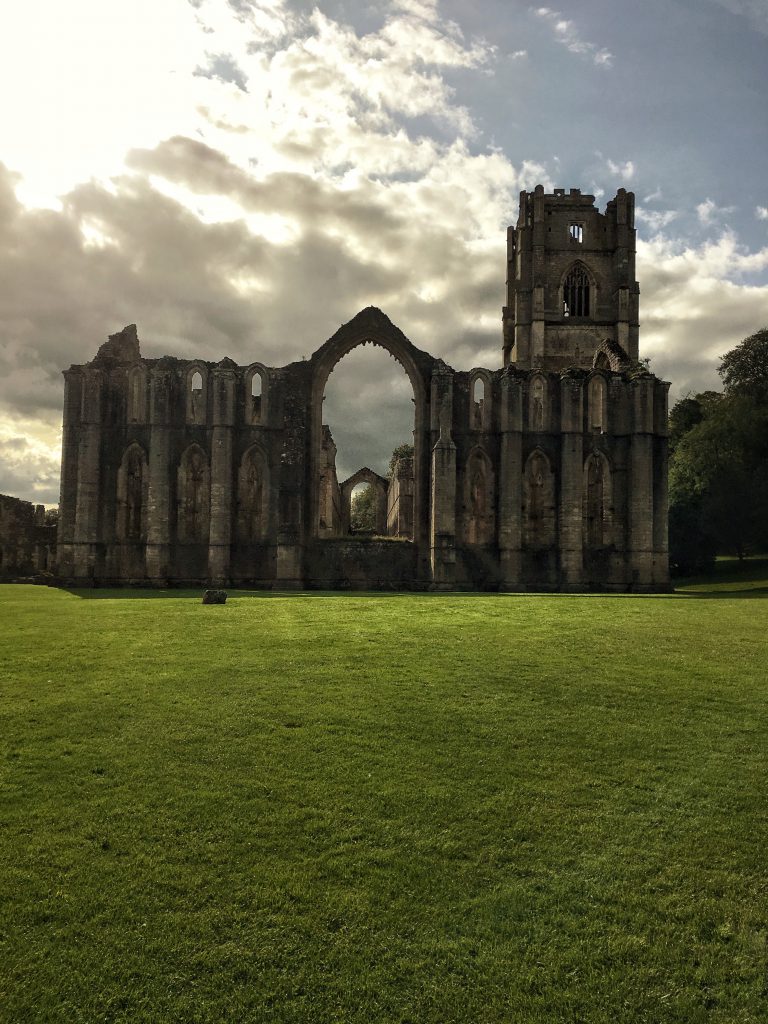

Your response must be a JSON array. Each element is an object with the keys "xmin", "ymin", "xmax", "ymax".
[{"xmin": 1, "ymin": 581, "xmax": 767, "ymax": 1023}]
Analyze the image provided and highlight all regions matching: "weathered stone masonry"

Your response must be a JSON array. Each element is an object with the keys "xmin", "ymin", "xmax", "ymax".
[
  {"xmin": 0, "ymin": 495, "xmax": 56, "ymax": 579},
  {"xmin": 55, "ymin": 187, "xmax": 670, "ymax": 590}
]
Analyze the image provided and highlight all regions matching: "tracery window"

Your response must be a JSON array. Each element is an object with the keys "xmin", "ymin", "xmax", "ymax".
[{"xmin": 563, "ymin": 264, "xmax": 590, "ymax": 318}]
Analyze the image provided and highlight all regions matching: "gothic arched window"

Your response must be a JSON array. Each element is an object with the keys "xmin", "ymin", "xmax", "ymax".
[
  {"xmin": 245, "ymin": 365, "xmax": 268, "ymax": 425},
  {"xmin": 177, "ymin": 445, "xmax": 210, "ymax": 542},
  {"xmin": 116, "ymin": 443, "xmax": 148, "ymax": 541},
  {"xmin": 523, "ymin": 449, "xmax": 555, "ymax": 548},
  {"xmin": 237, "ymin": 445, "xmax": 269, "ymax": 542},
  {"xmin": 530, "ymin": 375, "xmax": 547, "ymax": 431},
  {"xmin": 563, "ymin": 264, "xmax": 591, "ymax": 318},
  {"xmin": 465, "ymin": 448, "xmax": 494, "ymax": 545},
  {"xmin": 584, "ymin": 451, "xmax": 612, "ymax": 548}
]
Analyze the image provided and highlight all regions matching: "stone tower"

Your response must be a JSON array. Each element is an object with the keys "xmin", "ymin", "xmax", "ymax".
[{"xmin": 503, "ymin": 186, "xmax": 639, "ymax": 370}]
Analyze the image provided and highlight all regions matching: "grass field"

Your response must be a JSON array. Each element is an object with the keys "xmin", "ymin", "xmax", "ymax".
[{"xmin": 2, "ymin": 569, "xmax": 768, "ymax": 1023}]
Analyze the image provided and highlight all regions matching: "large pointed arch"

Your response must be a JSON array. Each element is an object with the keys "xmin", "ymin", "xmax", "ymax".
[{"xmin": 309, "ymin": 308, "xmax": 434, "ymax": 545}]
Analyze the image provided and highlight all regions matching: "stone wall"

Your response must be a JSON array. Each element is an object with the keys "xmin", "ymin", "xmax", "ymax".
[{"xmin": 0, "ymin": 495, "xmax": 57, "ymax": 579}]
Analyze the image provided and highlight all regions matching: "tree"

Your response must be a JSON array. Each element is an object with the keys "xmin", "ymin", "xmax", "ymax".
[
  {"xmin": 388, "ymin": 442, "xmax": 414, "ymax": 478},
  {"xmin": 668, "ymin": 329, "xmax": 768, "ymax": 569},
  {"xmin": 350, "ymin": 484, "xmax": 376, "ymax": 532},
  {"xmin": 719, "ymin": 328, "xmax": 768, "ymax": 403}
]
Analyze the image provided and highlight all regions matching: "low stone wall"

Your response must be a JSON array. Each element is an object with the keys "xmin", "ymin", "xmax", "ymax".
[{"xmin": 305, "ymin": 538, "xmax": 419, "ymax": 590}]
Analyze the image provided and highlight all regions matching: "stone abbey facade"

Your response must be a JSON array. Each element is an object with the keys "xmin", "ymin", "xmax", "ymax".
[{"xmin": 55, "ymin": 186, "xmax": 670, "ymax": 590}]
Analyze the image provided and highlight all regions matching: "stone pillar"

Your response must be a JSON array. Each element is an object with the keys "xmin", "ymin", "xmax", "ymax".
[
  {"xmin": 559, "ymin": 376, "xmax": 584, "ymax": 590},
  {"xmin": 429, "ymin": 368, "xmax": 456, "ymax": 589},
  {"xmin": 276, "ymin": 428, "xmax": 305, "ymax": 590},
  {"xmin": 208, "ymin": 367, "xmax": 236, "ymax": 585},
  {"xmin": 652, "ymin": 380, "xmax": 671, "ymax": 589},
  {"xmin": 628, "ymin": 376, "xmax": 655, "ymax": 589},
  {"xmin": 55, "ymin": 369, "xmax": 83, "ymax": 578},
  {"xmin": 498, "ymin": 371, "xmax": 523, "ymax": 588},
  {"xmin": 145, "ymin": 369, "xmax": 174, "ymax": 584},
  {"xmin": 72, "ymin": 369, "xmax": 104, "ymax": 580}
]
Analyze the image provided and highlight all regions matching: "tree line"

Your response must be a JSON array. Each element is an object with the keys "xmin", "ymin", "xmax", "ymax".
[{"xmin": 669, "ymin": 328, "xmax": 768, "ymax": 574}]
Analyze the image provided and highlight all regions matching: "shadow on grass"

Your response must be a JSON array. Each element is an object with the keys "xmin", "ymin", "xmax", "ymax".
[{"xmin": 55, "ymin": 585, "xmax": 768, "ymax": 601}]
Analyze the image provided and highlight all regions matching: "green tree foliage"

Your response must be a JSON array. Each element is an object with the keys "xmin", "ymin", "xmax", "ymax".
[
  {"xmin": 350, "ymin": 484, "xmax": 376, "ymax": 533},
  {"xmin": 388, "ymin": 442, "xmax": 414, "ymax": 478},
  {"xmin": 718, "ymin": 328, "xmax": 768, "ymax": 403},
  {"xmin": 669, "ymin": 328, "xmax": 768, "ymax": 572}
]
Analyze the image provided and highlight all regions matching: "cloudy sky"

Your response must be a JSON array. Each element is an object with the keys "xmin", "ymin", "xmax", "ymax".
[{"xmin": 1, "ymin": 0, "xmax": 767, "ymax": 500}]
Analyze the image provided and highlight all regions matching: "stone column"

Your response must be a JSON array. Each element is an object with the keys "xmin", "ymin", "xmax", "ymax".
[
  {"xmin": 55, "ymin": 369, "xmax": 83, "ymax": 578},
  {"xmin": 498, "ymin": 371, "xmax": 523, "ymax": 588},
  {"xmin": 276, "ymin": 427, "xmax": 305, "ymax": 590},
  {"xmin": 72, "ymin": 369, "xmax": 104, "ymax": 580},
  {"xmin": 559, "ymin": 376, "xmax": 584, "ymax": 590},
  {"xmin": 652, "ymin": 380, "xmax": 671, "ymax": 589},
  {"xmin": 429, "ymin": 367, "xmax": 456, "ymax": 588},
  {"xmin": 208, "ymin": 367, "xmax": 236, "ymax": 585},
  {"xmin": 628, "ymin": 376, "xmax": 655, "ymax": 589},
  {"xmin": 145, "ymin": 368, "xmax": 174, "ymax": 584}
]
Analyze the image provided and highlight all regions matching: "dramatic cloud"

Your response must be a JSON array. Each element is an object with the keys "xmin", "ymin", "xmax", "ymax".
[
  {"xmin": 638, "ymin": 232, "xmax": 768, "ymax": 397},
  {"xmin": 0, "ymin": 0, "xmax": 766, "ymax": 502}
]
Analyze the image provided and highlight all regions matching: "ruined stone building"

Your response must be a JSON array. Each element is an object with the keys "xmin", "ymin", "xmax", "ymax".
[
  {"xmin": 55, "ymin": 187, "xmax": 670, "ymax": 590},
  {"xmin": 0, "ymin": 495, "xmax": 57, "ymax": 579}
]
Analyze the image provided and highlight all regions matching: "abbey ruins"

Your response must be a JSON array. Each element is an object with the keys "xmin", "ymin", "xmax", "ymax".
[{"xmin": 54, "ymin": 186, "xmax": 670, "ymax": 590}]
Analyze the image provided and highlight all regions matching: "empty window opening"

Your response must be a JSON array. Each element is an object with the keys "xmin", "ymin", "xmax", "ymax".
[
  {"xmin": 191, "ymin": 371, "xmax": 202, "ymax": 391},
  {"xmin": 472, "ymin": 377, "xmax": 485, "ymax": 429},
  {"xmin": 250, "ymin": 370, "xmax": 263, "ymax": 422},
  {"xmin": 569, "ymin": 224, "xmax": 583, "ymax": 243},
  {"xmin": 563, "ymin": 265, "xmax": 590, "ymax": 317},
  {"xmin": 350, "ymin": 482, "xmax": 375, "ymax": 534}
]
